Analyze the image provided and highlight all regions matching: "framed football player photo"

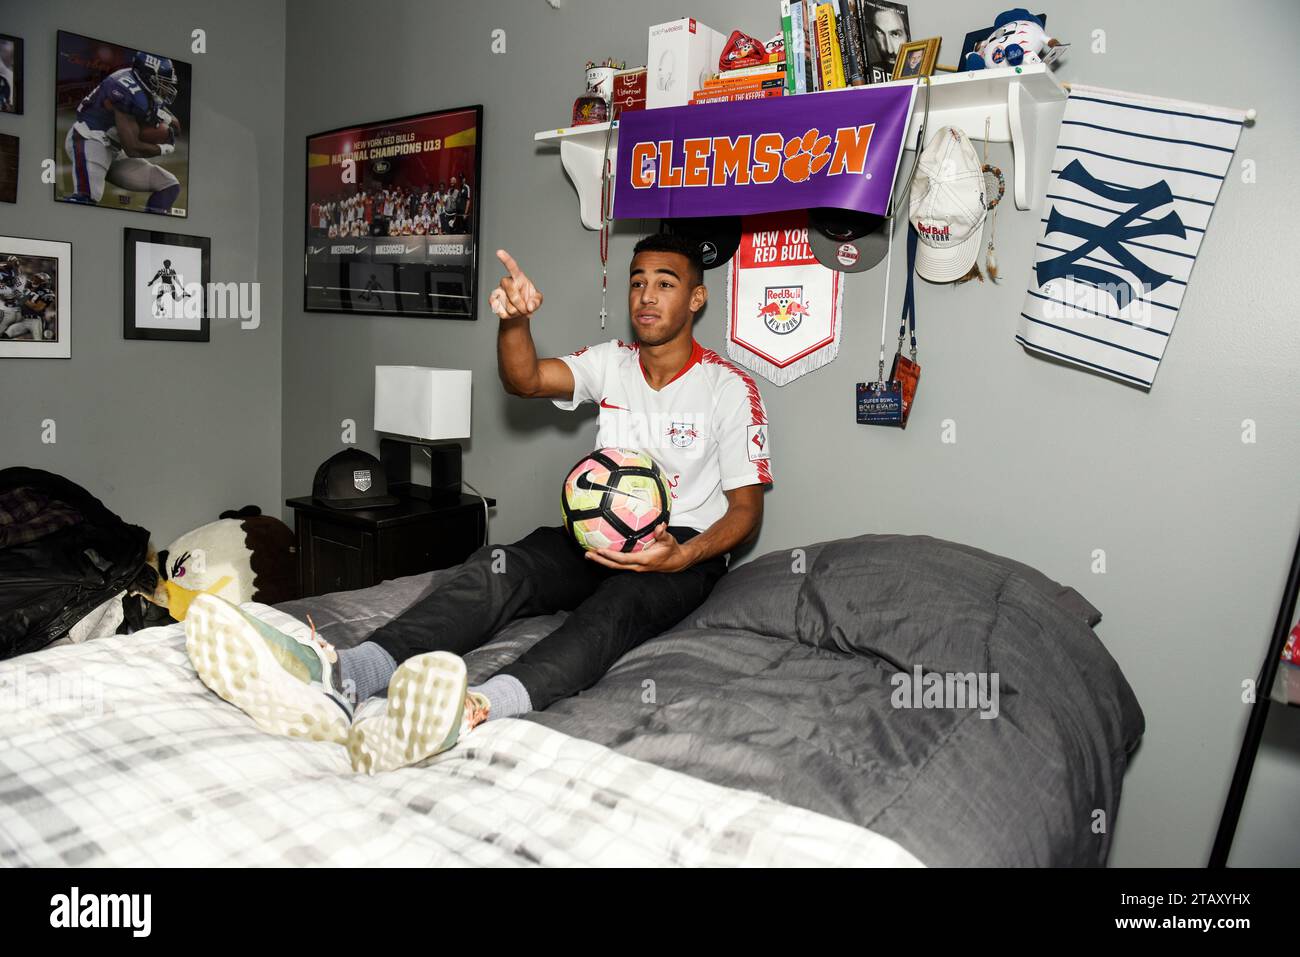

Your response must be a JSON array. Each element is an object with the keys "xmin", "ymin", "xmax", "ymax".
[
  {"xmin": 54, "ymin": 30, "xmax": 193, "ymax": 218},
  {"xmin": 123, "ymin": 228, "xmax": 210, "ymax": 342},
  {"xmin": 0, "ymin": 236, "xmax": 71, "ymax": 360},
  {"xmin": 304, "ymin": 105, "xmax": 483, "ymax": 320},
  {"xmin": 0, "ymin": 33, "xmax": 23, "ymax": 114}
]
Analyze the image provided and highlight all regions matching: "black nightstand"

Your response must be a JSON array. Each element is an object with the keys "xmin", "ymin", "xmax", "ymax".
[{"xmin": 286, "ymin": 489, "xmax": 495, "ymax": 598}]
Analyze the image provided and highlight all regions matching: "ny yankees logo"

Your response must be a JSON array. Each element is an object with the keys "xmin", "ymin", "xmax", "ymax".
[{"xmin": 1036, "ymin": 160, "xmax": 1187, "ymax": 307}]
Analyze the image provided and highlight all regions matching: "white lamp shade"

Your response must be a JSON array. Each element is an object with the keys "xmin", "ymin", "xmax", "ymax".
[{"xmin": 374, "ymin": 366, "xmax": 471, "ymax": 440}]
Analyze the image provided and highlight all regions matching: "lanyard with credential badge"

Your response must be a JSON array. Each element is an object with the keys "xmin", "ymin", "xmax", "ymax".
[
  {"xmin": 857, "ymin": 76, "xmax": 928, "ymax": 428},
  {"xmin": 889, "ymin": 225, "xmax": 921, "ymax": 428},
  {"xmin": 856, "ymin": 208, "xmax": 905, "ymax": 426}
]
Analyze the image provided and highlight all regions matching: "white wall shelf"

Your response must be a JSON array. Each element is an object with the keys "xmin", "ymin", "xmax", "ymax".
[
  {"xmin": 534, "ymin": 120, "xmax": 620, "ymax": 231},
  {"xmin": 535, "ymin": 64, "xmax": 1067, "ymax": 231}
]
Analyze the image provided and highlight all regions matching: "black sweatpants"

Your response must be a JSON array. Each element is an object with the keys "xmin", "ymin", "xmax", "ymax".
[{"xmin": 365, "ymin": 525, "xmax": 728, "ymax": 712}]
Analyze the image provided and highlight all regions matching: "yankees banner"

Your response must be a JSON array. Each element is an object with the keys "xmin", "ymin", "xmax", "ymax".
[
  {"xmin": 726, "ymin": 211, "xmax": 842, "ymax": 386},
  {"xmin": 1017, "ymin": 84, "xmax": 1246, "ymax": 389}
]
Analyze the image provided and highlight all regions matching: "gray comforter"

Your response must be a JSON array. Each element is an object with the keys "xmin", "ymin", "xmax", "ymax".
[{"xmin": 277, "ymin": 533, "xmax": 1144, "ymax": 866}]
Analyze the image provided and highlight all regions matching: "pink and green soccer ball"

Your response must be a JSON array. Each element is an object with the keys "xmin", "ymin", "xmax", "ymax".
[{"xmin": 562, "ymin": 447, "xmax": 671, "ymax": 553}]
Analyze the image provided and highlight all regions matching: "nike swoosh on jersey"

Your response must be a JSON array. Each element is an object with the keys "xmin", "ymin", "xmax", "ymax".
[{"xmin": 599, "ymin": 397, "xmax": 629, "ymax": 411}]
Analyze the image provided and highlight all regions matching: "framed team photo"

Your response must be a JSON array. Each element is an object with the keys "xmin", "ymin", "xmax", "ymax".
[
  {"xmin": 304, "ymin": 105, "xmax": 483, "ymax": 320},
  {"xmin": 54, "ymin": 30, "xmax": 193, "ymax": 218},
  {"xmin": 0, "ymin": 236, "xmax": 71, "ymax": 360},
  {"xmin": 123, "ymin": 228, "xmax": 210, "ymax": 341},
  {"xmin": 0, "ymin": 33, "xmax": 22, "ymax": 114}
]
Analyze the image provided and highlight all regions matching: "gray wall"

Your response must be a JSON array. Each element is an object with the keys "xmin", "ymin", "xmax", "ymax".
[
  {"xmin": 279, "ymin": 0, "xmax": 1300, "ymax": 866},
  {"xmin": 0, "ymin": 0, "xmax": 286, "ymax": 546}
]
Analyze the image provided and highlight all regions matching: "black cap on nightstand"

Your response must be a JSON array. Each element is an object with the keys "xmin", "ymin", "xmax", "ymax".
[{"xmin": 311, "ymin": 449, "xmax": 400, "ymax": 510}]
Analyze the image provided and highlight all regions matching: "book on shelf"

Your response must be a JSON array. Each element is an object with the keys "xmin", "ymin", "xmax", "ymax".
[
  {"xmin": 690, "ymin": 87, "xmax": 785, "ymax": 104},
  {"xmin": 804, "ymin": 1, "xmax": 819, "ymax": 91},
  {"xmin": 781, "ymin": 0, "xmax": 796, "ymax": 94},
  {"xmin": 839, "ymin": 0, "xmax": 868, "ymax": 86},
  {"xmin": 789, "ymin": 1, "xmax": 808, "ymax": 94},
  {"xmin": 814, "ymin": 4, "xmax": 844, "ymax": 89},
  {"xmin": 694, "ymin": 76, "xmax": 786, "ymax": 97},
  {"xmin": 708, "ymin": 62, "xmax": 788, "ymax": 82}
]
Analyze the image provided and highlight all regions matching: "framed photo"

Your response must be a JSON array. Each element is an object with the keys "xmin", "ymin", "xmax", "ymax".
[
  {"xmin": 54, "ymin": 31, "xmax": 193, "ymax": 218},
  {"xmin": 0, "ymin": 133, "xmax": 16, "ymax": 203},
  {"xmin": 123, "ymin": 227, "xmax": 209, "ymax": 341},
  {"xmin": 0, "ymin": 236, "xmax": 71, "ymax": 359},
  {"xmin": 858, "ymin": 1, "xmax": 911, "ymax": 84},
  {"xmin": 892, "ymin": 37, "xmax": 941, "ymax": 80},
  {"xmin": 0, "ymin": 33, "xmax": 22, "ymax": 114},
  {"xmin": 304, "ymin": 105, "xmax": 483, "ymax": 320}
]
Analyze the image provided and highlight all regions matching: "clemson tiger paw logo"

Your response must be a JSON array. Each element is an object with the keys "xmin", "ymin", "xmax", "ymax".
[{"xmin": 782, "ymin": 129, "xmax": 833, "ymax": 183}]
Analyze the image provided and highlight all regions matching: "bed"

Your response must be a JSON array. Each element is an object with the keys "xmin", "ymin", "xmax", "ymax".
[{"xmin": 0, "ymin": 533, "xmax": 1143, "ymax": 867}]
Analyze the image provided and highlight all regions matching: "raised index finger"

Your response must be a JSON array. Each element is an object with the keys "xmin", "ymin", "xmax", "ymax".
[{"xmin": 496, "ymin": 249, "xmax": 526, "ymax": 283}]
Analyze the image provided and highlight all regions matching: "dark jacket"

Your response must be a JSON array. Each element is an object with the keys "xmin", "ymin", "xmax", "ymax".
[{"xmin": 0, "ymin": 467, "xmax": 150, "ymax": 659}]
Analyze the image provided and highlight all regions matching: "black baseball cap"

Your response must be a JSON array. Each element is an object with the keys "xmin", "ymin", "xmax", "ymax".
[
  {"xmin": 312, "ymin": 449, "xmax": 399, "ymax": 510},
  {"xmin": 807, "ymin": 207, "xmax": 889, "ymax": 273},
  {"xmin": 662, "ymin": 216, "xmax": 742, "ymax": 269}
]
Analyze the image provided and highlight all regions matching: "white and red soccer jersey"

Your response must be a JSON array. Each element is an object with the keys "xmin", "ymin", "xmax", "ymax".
[{"xmin": 554, "ymin": 338, "xmax": 772, "ymax": 532}]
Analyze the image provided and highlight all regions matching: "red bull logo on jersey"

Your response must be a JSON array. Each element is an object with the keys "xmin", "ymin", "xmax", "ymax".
[
  {"xmin": 758, "ymin": 286, "xmax": 809, "ymax": 335},
  {"xmin": 666, "ymin": 421, "xmax": 699, "ymax": 449},
  {"xmin": 600, "ymin": 411, "xmax": 707, "ymax": 458}
]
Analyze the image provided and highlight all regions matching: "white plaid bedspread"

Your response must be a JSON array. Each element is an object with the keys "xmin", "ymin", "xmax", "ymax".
[{"xmin": 0, "ymin": 604, "xmax": 922, "ymax": 867}]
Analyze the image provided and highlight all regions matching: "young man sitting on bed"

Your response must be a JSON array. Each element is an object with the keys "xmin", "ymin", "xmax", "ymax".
[{"xmin": 185, "ymin": 232, "xmax": 773, "ymax": 773}]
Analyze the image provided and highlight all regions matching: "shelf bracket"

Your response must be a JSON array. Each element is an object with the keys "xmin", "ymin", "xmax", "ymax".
[
  {"xmin": 559, "ymin": 135, "xmax": 616, "ymax": 231},
  {"xmin": 1008, "ymin": 74, "xmax": 1068, "ymax": 211}
]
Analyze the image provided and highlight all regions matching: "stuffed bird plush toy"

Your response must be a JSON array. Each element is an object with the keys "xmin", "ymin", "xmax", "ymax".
[{"xmin": 129, "ymin": 506, "xmax": 297, "ymax": 622}]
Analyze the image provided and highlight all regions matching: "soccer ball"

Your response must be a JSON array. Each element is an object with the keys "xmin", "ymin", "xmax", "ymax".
[{"xmin": 562, "ymin": 448, "xmax": 670, "ymax": 553}]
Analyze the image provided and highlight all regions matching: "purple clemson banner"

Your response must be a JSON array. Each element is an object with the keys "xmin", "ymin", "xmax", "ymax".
[{"xmin": 613, "ymin": 84, "xmax": 917, "ymax": 220}]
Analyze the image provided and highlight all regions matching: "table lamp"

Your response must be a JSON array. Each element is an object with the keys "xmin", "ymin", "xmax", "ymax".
[{"xmin": 374, "ymin": 365, "xmax": 471, "ymax": 502}]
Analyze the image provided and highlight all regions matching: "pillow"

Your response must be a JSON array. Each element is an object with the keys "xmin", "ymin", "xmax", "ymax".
[{"xmin": 686, "ymin": 534, "xmax": 1101, "ymax": 648}]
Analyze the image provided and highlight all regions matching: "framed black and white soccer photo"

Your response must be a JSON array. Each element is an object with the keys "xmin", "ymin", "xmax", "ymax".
[
  {"xmin": 0, "ymin": 33, "xmax": 23, "ymax": 114},
  {"xmin": 0, "ymin": 236, "xmax": 70, "ymax": 359},
  {"xmin": 123, "ymin": 228, "xmax": 209, "ymax": 341},
  {"xmin": 304, "ymin": 105, "xmax": 483, "ymax": 320},
  {"xmin": 54, "ymin": 31, "xmax": 193, "ymax": 218}
]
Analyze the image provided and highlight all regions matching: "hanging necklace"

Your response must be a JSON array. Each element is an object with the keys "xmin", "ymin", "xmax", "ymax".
[
  {"xmin": 981, "ymin": 117, "xmax": 1005, "ymax": 283},
  {"xmin": 598, "ymin": 119, "xmax": 616, "ymax": 329}
]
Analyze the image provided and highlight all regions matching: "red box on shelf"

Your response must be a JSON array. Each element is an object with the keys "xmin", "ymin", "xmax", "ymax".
[{"xmin": 612, "ymin": 68, "xmax": 647, "ymax": 118}]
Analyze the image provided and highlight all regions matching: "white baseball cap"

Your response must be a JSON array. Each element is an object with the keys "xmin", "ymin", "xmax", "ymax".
[{"xmin": 908, "ymin": 127, "xmax": 987, "ymax": 283}]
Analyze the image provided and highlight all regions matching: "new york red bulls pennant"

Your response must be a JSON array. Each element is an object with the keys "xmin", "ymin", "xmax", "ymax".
[{"xmin": 725, "ymin": 211, "xmax": 842, "ymax": 386}]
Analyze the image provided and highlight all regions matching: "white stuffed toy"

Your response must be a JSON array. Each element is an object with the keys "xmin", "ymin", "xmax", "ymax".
[
  {"xmin": 965, "ymin": 8, "xmax": 1067, "ymax": 70},
  {"xmin": 131, "ymin": 506, "xmax": 297, "ymax": 621}
]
